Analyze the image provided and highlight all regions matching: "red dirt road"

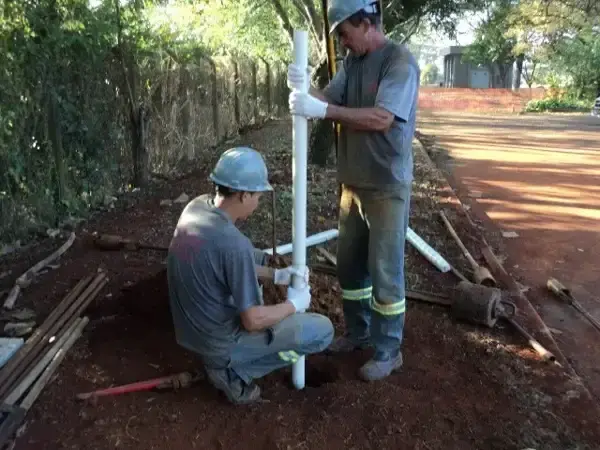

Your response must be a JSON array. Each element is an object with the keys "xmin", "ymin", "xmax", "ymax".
[{"xmin": 418, "ymin": 112, "xmax": 600, "ymax": 400}]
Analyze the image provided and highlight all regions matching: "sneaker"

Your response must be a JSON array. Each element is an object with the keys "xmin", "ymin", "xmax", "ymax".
[
  {"xmin": 357, "ymin": 352, "xmax": 403, "ymax": 381},
  {"xmin": 205, "ymin": 367, "xmax": 262, "ymax": 405},
  {"xmin": 325, "ymin": 335, "xmax": 371, "ymax": 353}
]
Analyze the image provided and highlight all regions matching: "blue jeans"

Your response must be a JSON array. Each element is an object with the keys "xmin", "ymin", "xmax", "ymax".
[
  {"xmin": 336, "ymin": 184, "xmax": 411, "ymax": 358},
  {"xmin": 203, "ymin": 313, "xmax": 334, "ymax": 384}
]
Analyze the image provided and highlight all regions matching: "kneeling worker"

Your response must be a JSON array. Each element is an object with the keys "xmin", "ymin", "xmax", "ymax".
[{"xmin": 166, "ymin": 146, "xmax": 334, "ymax": 404}]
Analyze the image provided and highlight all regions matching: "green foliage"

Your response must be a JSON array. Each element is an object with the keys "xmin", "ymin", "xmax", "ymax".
[
  {"xmin": 420, "ymin": 63, "xmax": 440, "ymax": 85},
  {"xmin": 0, "ymin": 0, "xmax": 282, "ymax": 243},
  {"xmin": 460, "ymin": 0, "xmax": 599, "ymax": 93},
  {"xmin": 524, "ymin": 97, "xmax": 592, "ymax": 113},
  {"xmin": 198, "ymin": 0, "xmax": 295, "ymax": 63},
  {"xmin": 549, "ymin": 27, "xmax": 600, "ymax": 99},
  {"xmin": 462, "ymin": 1, "xmax": 516, "ymax": 84},
  {"xmin": 504, "ymin": 0, "xmax": 597, "ymax": 91},
  {"xmin": 0, "ymin": 0, "xmax": 509, "ymax": 243},
  {"xmin": 1, "ymin": 0, "xmax": 124, "ymax": 237},
  {"xmin": 385, "ymin": 0, "xmax": 485, "ymax": 41},
  {"xmin": 194, "ymin": 0, "xmax": 488, "ymax": 65}
]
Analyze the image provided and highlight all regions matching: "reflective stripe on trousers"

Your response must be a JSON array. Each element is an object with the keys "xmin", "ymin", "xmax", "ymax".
[
  {"xmin": 342, "ymin": 287, "xmax": 373, "ymax": 301},
  {"xmin": 371, "ymin": 296, "xmax": 406, "ymax": 316},
  {"xmin": 343, "ymin": 288, "xmax": 406, "ymax": 316},
  {"xmin": 278, "ymin": 350, "xmax": 300, "ymax": 363}
]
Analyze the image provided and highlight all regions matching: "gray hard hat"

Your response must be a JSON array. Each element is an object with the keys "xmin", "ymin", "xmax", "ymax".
[
  {"xmin": 327, "ymin": 0, "xmax": 380, "ymax": 34},
  {"xmin": 209, "ymin": 146, "xmax": 273, "ymax": 192}
]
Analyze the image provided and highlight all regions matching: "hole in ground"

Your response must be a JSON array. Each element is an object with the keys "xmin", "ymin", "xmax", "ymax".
[{"xmin": 286, "ymin": 359, "xmax": 341, "ymax": 388}]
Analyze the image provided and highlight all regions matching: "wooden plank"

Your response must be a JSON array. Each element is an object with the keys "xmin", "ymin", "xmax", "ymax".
[{"xmin": 315, "ymin": 246, "xmax": 337, "ymax": 266}]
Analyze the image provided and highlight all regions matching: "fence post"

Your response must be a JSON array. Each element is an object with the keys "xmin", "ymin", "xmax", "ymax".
[
  {"xmin": 264, "ymin": 60, "xmax": 272, "ymax": 116},
  {"xmin": 207, "ymin": 57, "xmax": 220, "ymax": 142},
  {"xmin": 252, "ymin": 61, "xmax": 259, "ymax": 122},
  {"xmin": 47, "ymin": 88, "xmax": 67, "ymax": 207},
  {"xmin": 180, "ymin": 66, "xmax": 194, "ymax": 160},
  {"xmin": 232, "ymin": 58, "xmax": 241, "ymax": 126},
  {"xmin": 278, "ymin": 64, "xmax": 286, "ymax": 116}
]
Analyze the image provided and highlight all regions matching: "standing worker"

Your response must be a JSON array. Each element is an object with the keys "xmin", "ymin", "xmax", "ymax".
[
  {"xmin": 287, "ymin": 0, "xmax": 420, "ymax": 381},
  {"xmin": 167, "ymin": 147, "xmax": 334, "ymax": 404}
]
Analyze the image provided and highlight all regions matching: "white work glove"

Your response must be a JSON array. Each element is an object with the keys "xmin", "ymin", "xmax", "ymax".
[
  {"xmin": 287, "ymin": 63, "xmax": 312, "ymax": 90},
  {"xmin": 287, "ymin": 284, "xmax": 311, "ymax": 312},
  {"xmin": 273, "ymin": 265, "xmax": 309, "ymax": 286},
  {"xmin": 289, "ymin": 91, "xmax": 328, "ymax": 119}
]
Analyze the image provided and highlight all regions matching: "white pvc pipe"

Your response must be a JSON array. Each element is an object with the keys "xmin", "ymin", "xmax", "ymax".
[
  {"xmin": 290, "ymin": 29, "xmax": 309, "ymax": 390},
  {"xmin": 263, "ymin": 226, "xmax": 448, "ymax": 275},
  {"xmin": 263, "ymin": 229, "xmax": 339, "ymax": 256},
  {"xmin": 406, "ymin": 227, "xmax": 452, "ymax": 273}
]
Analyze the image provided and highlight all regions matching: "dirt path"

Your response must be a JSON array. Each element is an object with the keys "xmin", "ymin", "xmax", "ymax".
[
  {"xmin": 1, "ymin": 119, "xmax": 599, "ymax": 449},
  {"xmin": 418, "ymin": 111, "xmax": 600, "ymax": 401}
]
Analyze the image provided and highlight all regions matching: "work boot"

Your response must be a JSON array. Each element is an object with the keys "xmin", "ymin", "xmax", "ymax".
[
  {"xmin": 325, "ymin": 335, "xmax": 370, "ymax": 354},
  {"xmin": 358, "ymin": 351, "xmax": 403, "ymax": 381},
  {"xmin": 205, "ymin": 367, "xmax": 262, "ymax": 405}
]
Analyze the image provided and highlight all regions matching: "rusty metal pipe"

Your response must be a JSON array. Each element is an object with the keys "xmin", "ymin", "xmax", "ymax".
[{"xmin": 504, "ymin": 316, "xmax": 556, "ymax": 362}]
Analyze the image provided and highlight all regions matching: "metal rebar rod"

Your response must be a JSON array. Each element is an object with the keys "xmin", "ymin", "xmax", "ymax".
[
  {"xmin": 0, "ymin": 275, "xmax": 93, "ymax": 394},
  {"xmin": 0, "ymin": 273, "xmax": 107, "ymax": 401},
  {"xmin": 439, "ymin": 211, "xmax": 479, "ymax": 270},
  {"xmin": 20, "ymin": 317, "xmax": 89, "ymax": 410},
  {"xmin": 272, "ymin": 189, "xmax": 277, "ymax": 258},
  {"xmin": 3, "ymin": 318, "xmax": 82, "ymax": 405},
  {"xmin": 505, "ymin": 316, "xmax": 556, "ymax": 362}
]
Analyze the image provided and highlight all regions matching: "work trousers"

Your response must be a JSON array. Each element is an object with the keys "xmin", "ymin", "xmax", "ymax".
[
  {"xmin": 336, "ymin": 183, "xmax": 411, "ymax": 358},
  {"xmin": 203, "ymin": 313, "xmax": 334, "ymax": 385}
]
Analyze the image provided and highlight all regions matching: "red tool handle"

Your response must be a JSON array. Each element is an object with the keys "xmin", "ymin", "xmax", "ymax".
[{"xmin": 76, "ymin": 374, "xmax": 178, "ymax": 400}]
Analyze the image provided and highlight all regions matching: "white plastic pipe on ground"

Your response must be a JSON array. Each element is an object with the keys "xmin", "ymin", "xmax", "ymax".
[
  {"xmin": 406, "ymin": 227, "xmax": 451, "ymax": 273},
  {"xmin": 262, "ymin": 229, "xmax": 339, "ymax": 256},
  {"xmin": 264, "ymin": 226, "xmax": 448, "ymax": 274},
  {"xmin": 290, "ymin": 29, "xmax": 309, "ymax": 390}
]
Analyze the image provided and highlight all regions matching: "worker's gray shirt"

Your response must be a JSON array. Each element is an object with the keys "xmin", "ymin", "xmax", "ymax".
[
  {"xmin": 324, "ymin": 39, "xmax": 420, "ymax": 190},
  {"xmin": 166, "ymin": 194, "xmax": 266, "ymax": 361}
]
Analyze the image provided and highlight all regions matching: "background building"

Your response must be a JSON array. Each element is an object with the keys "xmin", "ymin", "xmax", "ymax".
[{"xmin": 442, "ymin": 46, "xmax": 514, "ymax": 88}]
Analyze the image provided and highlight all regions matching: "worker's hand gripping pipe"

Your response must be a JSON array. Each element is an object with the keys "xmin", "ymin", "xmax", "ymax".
[{"xmin": 290, "ymin": 29, "xmax": 309, "ymax": 390}]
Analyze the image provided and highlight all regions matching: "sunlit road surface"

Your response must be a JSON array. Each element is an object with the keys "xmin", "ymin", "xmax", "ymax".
[{"xmin": 418, "ymin": 111, "xmax": 600, "ymax": 398}]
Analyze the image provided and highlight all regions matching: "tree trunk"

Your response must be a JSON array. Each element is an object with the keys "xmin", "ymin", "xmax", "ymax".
[
  {"xmin": 131, "ymin": 104, "xmax": 149, "ymax": 187},
  {"xmin": 208, "ymin": 57, "xmax": 220, "ymax": 141},
  {"xmin": 512, "ymin": 54, "xmax": 524, "ymax": 90},
  {"xmin": 232, "ymin": 59, "xmax": 241, "ymax": 127},
  {"xmin": 251, "ymin": 62, "xmax": 259, "ymax": 122},
  {"xmin": 180, "ymin": 66, "xmax": 194, "ymax": 161},
  {"xmin": 264, "ymin": 60, "xmax": 272, "ymax": 115},
  {"xmin": 309, "ymin": 59, "xmax": 336, "ymax": 167},
  {"xmin": 115, "ymin": 0, "xmax": 149, "ymax": 187},
  {"xmin": 47, "ymin": 89, "xmax": 67, "ymax": 210}
]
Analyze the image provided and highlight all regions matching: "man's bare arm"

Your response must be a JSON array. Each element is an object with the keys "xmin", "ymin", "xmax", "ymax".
[
  {"xmin": 325, "ymin": 104, "xmax": 394, "ymax": 132},
  {"xmin": 240, "ymin": 302, "xmax": 295, "ymax": 332},
  {"xmin": 309, "ymin": 86, "xmax": 329, "ymax": 102}
]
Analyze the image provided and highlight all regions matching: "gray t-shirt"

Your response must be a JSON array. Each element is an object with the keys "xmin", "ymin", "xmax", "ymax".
[
  {"xmin": 166, "ymin": 194, "xmax": 265, "ymax": 362},
  {"xmin": 323, "ymin": 39, "xmax": 420, "ymax": 189}
]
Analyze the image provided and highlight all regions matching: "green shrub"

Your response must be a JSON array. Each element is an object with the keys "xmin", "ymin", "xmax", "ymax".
[{"xmin": 524, "ymin": 97, "xmax": 592, "ymax": 113}]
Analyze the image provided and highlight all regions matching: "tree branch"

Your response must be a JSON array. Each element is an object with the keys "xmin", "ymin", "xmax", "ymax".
[
  {"xmin": 271, "ymin": 0, "xmax": 294, "ymax": 44},
  {"xmin": 115, "ymin": 0, "xmax": 136, "ymax": 117},
  {"xmin": 288, "ymin": 0, "xmax": 321, "ymax": 52},
  {"xmin": 300, "ymin": 0, "xmax": 323, "ymax": 36},
  {"xmin": 398, "ymin": 15, "xmax": 421, "ymax": 43}
]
